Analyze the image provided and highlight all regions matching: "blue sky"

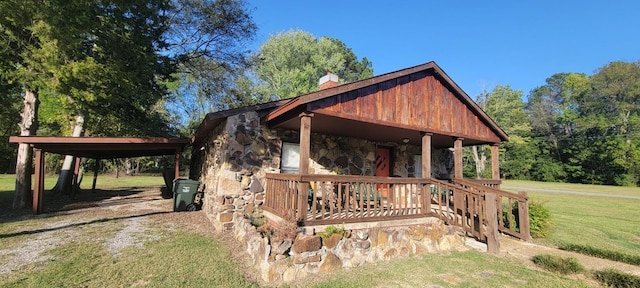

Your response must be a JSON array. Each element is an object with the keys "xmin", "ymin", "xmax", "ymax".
[{"xmin": 248, "ymin": 1, "xmax": 640, "ymax": 99}]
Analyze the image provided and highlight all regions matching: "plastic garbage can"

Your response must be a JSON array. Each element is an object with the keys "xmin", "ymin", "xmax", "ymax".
[{"xmin": 173, "ymin": 178, "xmax": 200, "ymax": 211}]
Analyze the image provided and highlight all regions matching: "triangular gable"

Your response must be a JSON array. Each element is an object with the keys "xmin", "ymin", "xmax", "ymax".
[{"xmin": 265, "ymin": 61, "xmax": 508, "ymax": 144}]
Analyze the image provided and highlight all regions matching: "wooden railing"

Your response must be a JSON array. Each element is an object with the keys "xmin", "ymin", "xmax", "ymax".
[
  {"xmin": 467, "ymin": 179, "xmax": 502, "ymax": 189},
  {"xmin": 453, "ymin": 178, "xmax": 531, "ymax": 241},
  {"xmin": 263, "ymin": 174, "xmax": 531, "ymax": 242}
]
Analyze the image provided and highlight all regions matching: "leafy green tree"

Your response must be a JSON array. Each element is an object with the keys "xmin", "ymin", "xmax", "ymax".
[
  {"xmin": 477, "ymin": 85, "xmax": 535, "ymax": 179},
  {"xmin": 255, "ymin": 30, "xmax": 373, "ymax": 99},
  {"xmin": 526, "ymin": 72, "xmax": 589, "ymax": 182},
  {"xmin": 572, "ymin": 61, "xmax": 640, "ymax": 185}
]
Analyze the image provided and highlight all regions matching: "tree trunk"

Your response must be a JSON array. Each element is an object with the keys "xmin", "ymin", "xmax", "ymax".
[
  {"xmin": 52, "ymin": 111, "xmax": 87, "ymax": 195},
  {"xmin": 472, "ymin": 145, "xmax": 487, "ymax": 179},
  {"xmin": 13, "ymin": 89, "xmax": 39, "ymax": 209}
]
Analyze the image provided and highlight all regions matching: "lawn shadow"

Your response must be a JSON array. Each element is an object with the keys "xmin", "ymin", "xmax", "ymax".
[
  {"xmin": 0, "ymin": 186, "xmax": 170, "ymax": 226},
  {"xmin": 0, "ymin": 210, "xmax": 172, "ymax": 239}
]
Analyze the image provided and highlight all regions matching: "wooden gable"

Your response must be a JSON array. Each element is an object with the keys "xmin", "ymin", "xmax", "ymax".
[{"xmin": 299, "ymin": 63, "xmax": 506, "ymax": 144}]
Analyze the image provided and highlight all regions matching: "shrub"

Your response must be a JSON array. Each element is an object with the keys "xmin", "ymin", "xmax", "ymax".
[
  {"xmin": 528, "ymin": 200, "xmax": 552, "ymax": 238},
  {"xmin": 317, "ymin": 225, "xmax": 347, "ymax": 239},
  {"xmin": 593, "ymin": 269, "xmax": 640, "ymax": 288},
  {"xmin": 245, "ymin": 213, "xmax": 266, "ymax": 227},
  {"xmin": 560, "ymin": 244, "xmax": 640, "ymax": 266},
  {"xmin": 503, "ymin": 199, "xmax": 552, "ymax": 238},
  {"xmin": 532, "ymin": 254, "xmax": 584, "ymax": 275},
  {"xmin": 256, "ymin": 211, "xmax": 298, "ymax": 243}
]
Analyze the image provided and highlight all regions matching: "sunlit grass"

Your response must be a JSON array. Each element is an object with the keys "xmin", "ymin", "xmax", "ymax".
[{"xmin": 503, "ymin": 180, "xmax": 640, "ymax": 258}]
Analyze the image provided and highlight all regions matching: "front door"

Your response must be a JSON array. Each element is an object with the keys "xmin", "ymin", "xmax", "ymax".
[{"xmin": 375, "ymin": 147, "xmax": 391, "ymax": 197}]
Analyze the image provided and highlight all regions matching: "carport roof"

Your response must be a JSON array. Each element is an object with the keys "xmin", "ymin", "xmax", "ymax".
[{"xmin": 9, "ymin": 136, "xmax": 190, "ymax": 159}]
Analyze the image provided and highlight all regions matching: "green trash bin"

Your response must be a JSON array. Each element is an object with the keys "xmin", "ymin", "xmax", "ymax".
[{"xmin": 173, "ymin": 179, "xmax": 200, "ymax": 212}]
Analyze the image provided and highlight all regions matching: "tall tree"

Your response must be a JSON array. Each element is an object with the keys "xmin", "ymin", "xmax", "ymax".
[
  {"xmin": 255, "ymin": 30, "xmax": 373, "ymax": 99},
  {"xmin": 478, "ymin": 85, "xmax": 534, "ymax": 179},
  {"xmin": 573, "ymin": 61, "xmax": 640, "ymax": 185},
  {"xmin": 526, "ymin": 72, "xmax": 588, "ymax": 181}
]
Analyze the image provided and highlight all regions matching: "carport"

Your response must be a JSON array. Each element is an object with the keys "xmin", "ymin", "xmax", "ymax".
[{"xmin": 9, "ymin": 136, "xmax": 190, "ymax": 214}]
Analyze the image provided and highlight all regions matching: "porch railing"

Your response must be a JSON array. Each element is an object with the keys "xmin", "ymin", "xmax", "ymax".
[
  {"xmin": 263, "ymin": 173, "xmax": 530, "ymax": 242},
  {"xmin": 453, "ymin": 178, "xmax": 531, "ymax": 241}
]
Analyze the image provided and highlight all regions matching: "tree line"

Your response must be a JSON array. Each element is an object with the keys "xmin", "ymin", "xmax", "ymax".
[
  {"xmin": 1, "ymin": 0, "xmax": 637, "ymax": 210},
  {"xmin": 468, "ymin": 61, "xmax": 640, "ymax": 186}
]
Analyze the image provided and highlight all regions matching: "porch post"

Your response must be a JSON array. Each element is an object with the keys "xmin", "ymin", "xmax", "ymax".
[
  {"xmin": 453, "ymin": 138, "xmax": 463, "ymax": 179},
  {"xmin": 33, "ymin": 148, "xmax": 45, "ymax": 214},
  {"xmin": 421, "ymin": 133, "xmax": 432, "ymax": 178},
  {"xmin": 298, "ymin": 112, "xmax": 314, "ymax": 221},
  {"xmin": 491, "ymin": 144, "xmax": 500, "ymax": 180}
]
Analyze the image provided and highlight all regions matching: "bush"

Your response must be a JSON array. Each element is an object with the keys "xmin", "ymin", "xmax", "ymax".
[
  {"xmin": 317, "ymin": 225, "xmax": 347, "ymax": 239},
  {"xmin": 593, "ymin": 269, "xmax": 640, "ymax": 288},
  {"xmin": 504, "ymin": 199, "xmax": 552, "ymax": 238},
  {"xmin": 532, "ymin": 254, "xmax": 584, "ymax": 275}
]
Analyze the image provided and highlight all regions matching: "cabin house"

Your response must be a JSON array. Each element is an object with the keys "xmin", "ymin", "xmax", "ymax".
[{"xmin": 189, "ymin": 61, "xmax": 530, "ymax": 282}]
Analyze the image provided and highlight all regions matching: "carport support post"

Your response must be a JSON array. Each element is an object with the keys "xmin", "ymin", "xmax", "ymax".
[
  {"xmin": 33, "ymin": 148, "xmax": 45, "ymax": 214},
  {"xmin": 174, "ymin": 149, "xmax": 180, "ymax": 179},
  {"xmin": 297, "ymin": 112, "xmax": 313, "ymax": 221},
  {"xmin": 92, "ymin": 159, "xmax": 100, "ymax": 192}
]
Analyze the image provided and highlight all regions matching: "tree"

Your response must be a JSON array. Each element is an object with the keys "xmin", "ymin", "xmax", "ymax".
[
  {"xmin": 572, "ymin": 61, "xmax": 640, "ymax": 185},
  {"xmin": 3, "ymin": 0, "xmax": 258, "ymax": 207},
  {"xmin": 477, "ymin": 85, "xmax": 534, "ymax": 179},
  {"xmin": 255, "ymin": 30, "xmax": 373, "ymax": 99},
  {"xmin": 526, "ymin": 72, "xmax": 589, "ymax": 182}
]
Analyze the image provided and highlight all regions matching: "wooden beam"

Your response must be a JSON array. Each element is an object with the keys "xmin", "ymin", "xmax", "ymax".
[
  {"xmin": 297, "ymin": 112, "xmax": 313, "ymax": 221},
  {"xmin": 174, "ymin": 149, "xmax": 180, "ymax": 179},
  {"xmin": 491, "ymin": 144, "xmax": 500, "ymax": 180},
  {"xmin": 421, "ymin": 133, "xmax": 432, "ymax": 178},
  {"xmin": 33, "ymin": 149, "xmax": 44, "ymax": 214},
  {"xmin": 485, "ymin": 193, "xmax": 500, "ymax": 254},
  {"xmin": 454, "ymin": 138, "xmax": 463, "ymax": 179},
  {"xmin": 92, "ymin": 159, "xmax": 100, "ymax": 192}
]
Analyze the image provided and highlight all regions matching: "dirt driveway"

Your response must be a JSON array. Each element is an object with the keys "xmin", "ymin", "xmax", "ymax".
[{"xmin": 0, "ymin": 186, "xmax": 263, "ymax": 284}]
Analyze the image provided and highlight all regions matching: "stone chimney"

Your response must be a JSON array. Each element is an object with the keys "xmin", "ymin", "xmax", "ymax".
[{"xmin": 318, "ymin": 72, "xmax": 339, "ymax": 90}]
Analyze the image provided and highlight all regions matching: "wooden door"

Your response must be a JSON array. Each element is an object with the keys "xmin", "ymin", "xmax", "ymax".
[{"xmin": 375, "ymin": 147, "xmax": 390, "ymax": 197}]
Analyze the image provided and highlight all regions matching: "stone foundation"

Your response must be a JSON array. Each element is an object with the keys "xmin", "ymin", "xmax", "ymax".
[{"xmin": 232, "ymin": 215, "xmax": 466, "ymax": 283}]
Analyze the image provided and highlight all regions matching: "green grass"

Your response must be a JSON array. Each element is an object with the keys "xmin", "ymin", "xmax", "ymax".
[
  {"xmin": 308, "ymin": 250, "xmax": 591, "ymax": 288},
  {"xmin": 503, "ymin": 180, "xmax": 640, "ymax": 260},
  {"xmin": 0, "ymin": 232, "xmax": 256, "ymax": 288}
]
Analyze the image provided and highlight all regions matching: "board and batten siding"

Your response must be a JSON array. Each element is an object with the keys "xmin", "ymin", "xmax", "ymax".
[{"xmin": 308, "ymin": 71, "xmax": 500, "ymax": 143}]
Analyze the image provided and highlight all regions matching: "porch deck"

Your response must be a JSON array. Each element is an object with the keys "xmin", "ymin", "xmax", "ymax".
[{"xmin": 264, "ymin": 174, "xmax": 530, "ymax": 242}]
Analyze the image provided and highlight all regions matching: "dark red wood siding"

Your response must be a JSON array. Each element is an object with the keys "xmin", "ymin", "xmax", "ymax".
[{"xmin": 309, "ymin": 72, "xmax": 501, "ymax": 143}]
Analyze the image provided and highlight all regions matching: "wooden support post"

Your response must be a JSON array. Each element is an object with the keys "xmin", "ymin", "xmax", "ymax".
[
  {"xmin": 92, "ymin": 159, "xmax": 100, "ymax": 192},
  {"xmin": 518, "ymin": 191, "xmax": 532, "ymax": 241},
  {"xmin": 72, "ymin": 157, "xmax": 81, "ymax": 188},
  {"xmin": 485, "ymin": 192, "xmax": 500, "ymax": 254},
  {"xmin": 491, "ymin": 144, "xmax": 500, "ymax": 180},
  {"xmin": 421, "ymin": 133, "xmax": 432, "ymax": 179},
  {"xmin": 454, "ymin": 138, "xmax": 463, "ymax": 179},
  {"xmin": 174, "ymin": 149, "xmax": 180, "ymax": 179},
  {"xmin": 33, "ymin": 149, "xmax": 45, "ymax": 214},
  {"xmin": 297, "ymin": 112, "xmax": 313, "ymax": 221}
]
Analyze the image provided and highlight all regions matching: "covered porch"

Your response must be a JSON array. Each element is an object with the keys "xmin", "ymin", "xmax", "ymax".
[{"xmin": 260, "ymin": 62, "xmax": 531, "ymax": 248}]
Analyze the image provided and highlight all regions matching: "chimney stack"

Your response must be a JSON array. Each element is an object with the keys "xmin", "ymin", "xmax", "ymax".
[{"xmin": 318, "ymin": 72, "xmax": 339, "ymax": 90}]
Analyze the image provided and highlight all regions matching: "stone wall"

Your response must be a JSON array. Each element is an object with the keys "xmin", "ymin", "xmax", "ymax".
[
  {"xmin": 233, "ymin": 216, "xmax": 465, "ymax": 283},
  {"xmin": 191, "ymin": 111, "xmax": 461, "ymax": 283}
]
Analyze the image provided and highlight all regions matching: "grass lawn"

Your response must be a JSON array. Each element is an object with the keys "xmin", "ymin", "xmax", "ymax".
[{"xmin": 503, "ymin": 180, "xmax": 640, "ymax": 259}]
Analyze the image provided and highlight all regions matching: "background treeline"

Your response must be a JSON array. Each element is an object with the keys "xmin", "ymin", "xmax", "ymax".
[{"xmin": 466, "ymin": 61, "xmax": 640, "ymax": 186}]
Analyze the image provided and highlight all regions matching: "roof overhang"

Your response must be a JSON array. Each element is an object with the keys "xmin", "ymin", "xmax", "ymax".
[{"xmin": 9, "ymin": 136, "xmax": 190, "ymax": 159}]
